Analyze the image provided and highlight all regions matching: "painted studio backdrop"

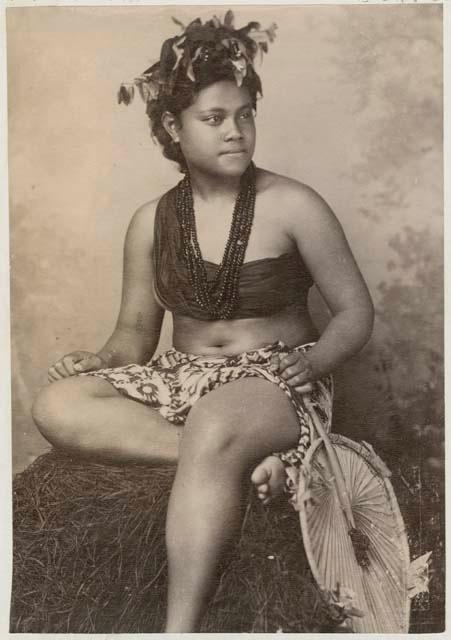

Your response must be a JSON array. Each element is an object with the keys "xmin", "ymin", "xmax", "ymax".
[{"xmin": 8, "ymin": 0, "xmax": 442, "ymax": 555}]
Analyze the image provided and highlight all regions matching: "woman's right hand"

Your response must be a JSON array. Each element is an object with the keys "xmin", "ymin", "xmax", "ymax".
[{"xmin": 48, "ymin": 351, "xmax": 106, "ymax": 383}]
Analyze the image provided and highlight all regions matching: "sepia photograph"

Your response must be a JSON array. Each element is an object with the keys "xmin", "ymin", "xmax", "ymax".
[{"xmin": 5, "ymin": 2, "xmax": 444, "ymax": 634}]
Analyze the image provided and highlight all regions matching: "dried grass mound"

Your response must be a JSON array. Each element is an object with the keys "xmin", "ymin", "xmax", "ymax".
[{"xmin": 11, "ymin": 450, "xmax": 339, "ymax": 633}]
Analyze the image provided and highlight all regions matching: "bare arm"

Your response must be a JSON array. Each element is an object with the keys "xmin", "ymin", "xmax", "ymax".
[
  {"xmin": 283, "ymin": 183, "xmax": 374, "ymax": 382},
  {"xmin": 96, "ymin": 199, "xmax": 165, "ymax": 368}
]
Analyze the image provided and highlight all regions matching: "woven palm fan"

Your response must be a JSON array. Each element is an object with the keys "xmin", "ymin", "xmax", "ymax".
[{"xmin": 296, "ymin": 398, "xmax": 411, "ymax": 633}]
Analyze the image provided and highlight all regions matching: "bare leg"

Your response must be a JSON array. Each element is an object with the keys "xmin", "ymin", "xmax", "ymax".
[
  {"xmin": 32, "ymin": 376, "xmax": 181, "ymax": 464},
  {"xmin": 32, "ymin": 375, "xmax": 294, "ymax": 630},
  {"xmin": 32, "ymin": 376, "xmax": 288, "ymax": 495},
  {"xmin": 164, "ymin": 378, "xmax": 300, "ymax": 632}
]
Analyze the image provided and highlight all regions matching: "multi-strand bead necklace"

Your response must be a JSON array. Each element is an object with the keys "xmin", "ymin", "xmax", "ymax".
[{"xmin": 176, "ymin": 162, "xmax": 256, "ymax": 320}]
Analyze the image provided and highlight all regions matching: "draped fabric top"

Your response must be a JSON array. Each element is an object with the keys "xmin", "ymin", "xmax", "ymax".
[{"xmin": 152, "ymin": 186, "xmax": 314, "ymax": 321}]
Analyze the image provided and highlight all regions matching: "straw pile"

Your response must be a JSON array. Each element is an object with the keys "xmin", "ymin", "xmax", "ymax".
[
  {"xmin": 11, "ymin": 449, "xmax": 341, "ymax": 633},
  {"xmin": 11, "ymin": 447, "xmax": 444, "ymax": 633}
]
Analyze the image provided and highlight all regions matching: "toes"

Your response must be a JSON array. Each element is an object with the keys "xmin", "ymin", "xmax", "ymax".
[
  {"xmin": 252, "ymin": 457, "xmax": 287, "ymax": 504},
  {"xmin": 258, "ymin": 486, "xmax": 272, "ymax": 505},
  {"xmin": 258, "ymin": 491, "xmax": 271, "ymax": 505},
  {"xmin": 251, "ymin": 465, "xmax": 270, "ymax": 487},
  {"xmin": 257, "ymin": 483, "xmax": 269, "ymax": 499}
]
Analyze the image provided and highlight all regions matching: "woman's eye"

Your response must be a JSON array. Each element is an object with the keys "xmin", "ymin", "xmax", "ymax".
[
  {"xmin": 205, "ymin": 115, "xmax": 223, "ymax": 125},
  {"xmin": 240, "ymin": 110, "xmax": 255, "ymax": 120}
]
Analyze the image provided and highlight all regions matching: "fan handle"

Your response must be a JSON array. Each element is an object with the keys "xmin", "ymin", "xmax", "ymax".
[{"xmin": 302, "ymin": 397, "xmax": 356, "ymax": 530}]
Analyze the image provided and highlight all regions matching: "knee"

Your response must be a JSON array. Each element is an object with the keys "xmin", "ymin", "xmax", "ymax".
[
  {"xmin": 32, "ymin": 378, "xmax": 87, "ymax": 450},
  {"xmin": 182, "ymin": 402, "xmax": 251, "ymax": 465},
  {"xmin": 32, "ymin": 383, "xmax": 60, "ymax": 434}
]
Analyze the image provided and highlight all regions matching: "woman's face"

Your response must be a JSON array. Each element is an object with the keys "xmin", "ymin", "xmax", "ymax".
[{"xmin": 176, "ymin": 80, "xmax": 256, "ymax": 179}]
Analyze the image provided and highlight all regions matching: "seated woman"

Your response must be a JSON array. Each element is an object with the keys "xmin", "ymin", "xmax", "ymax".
[{"xmin": 31, "ymin": 13, "xmax": 374, "ymax": 633}]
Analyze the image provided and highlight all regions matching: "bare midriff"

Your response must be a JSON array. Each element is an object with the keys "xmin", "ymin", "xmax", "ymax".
[{"xmin": 172, "ymin": 303, "xmax": 319, "ymax": 356}]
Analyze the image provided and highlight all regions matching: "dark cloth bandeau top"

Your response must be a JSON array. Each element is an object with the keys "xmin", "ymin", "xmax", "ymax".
[{"xmin": 153, "ymin": 186, "xmax": 314, "ymax": 321}]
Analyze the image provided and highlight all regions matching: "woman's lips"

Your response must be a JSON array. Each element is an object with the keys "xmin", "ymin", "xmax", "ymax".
[{"xmin": 220, "ymin": 149, "xmax": 246, "ymax": 155}]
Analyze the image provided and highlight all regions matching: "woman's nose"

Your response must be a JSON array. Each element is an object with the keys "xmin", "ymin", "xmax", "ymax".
[{"xmin": 223, "ymin": 118, "xmax": 243, "ymax": 140}]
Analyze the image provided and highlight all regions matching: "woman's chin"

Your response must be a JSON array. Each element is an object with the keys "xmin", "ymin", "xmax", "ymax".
[
  {"xmin": 217, "ymin": 153, "xmax": 253, "ymax": 174},
  {"xmin": 188, "ymin": 155, "xmax": 253, "ymax": 180}
]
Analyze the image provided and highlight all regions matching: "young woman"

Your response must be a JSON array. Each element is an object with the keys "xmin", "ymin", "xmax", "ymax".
[{"xmin": 31, "ymin": 13, "xmax": 374, "ymax": 633}]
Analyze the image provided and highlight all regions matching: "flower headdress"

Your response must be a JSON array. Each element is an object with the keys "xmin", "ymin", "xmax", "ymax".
[{"xmin": 118, "ymin": 10, "xmax": 277, "ymax": 107}]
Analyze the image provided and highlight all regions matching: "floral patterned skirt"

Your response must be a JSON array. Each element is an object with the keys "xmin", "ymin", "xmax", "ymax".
[{"xmin": 81, "ymin": 340, "xmax": 333, "ymax": 487}]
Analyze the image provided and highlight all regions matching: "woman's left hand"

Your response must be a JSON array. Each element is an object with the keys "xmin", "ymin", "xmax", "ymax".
[{"xmin": 270, "ymin": 351, "xmax": 314, "ymax": 394}]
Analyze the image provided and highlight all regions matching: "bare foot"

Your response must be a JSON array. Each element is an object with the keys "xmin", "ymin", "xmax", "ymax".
[{"xmin": 251, "ymin": 456, "xmax": 286, "ymax": 505}]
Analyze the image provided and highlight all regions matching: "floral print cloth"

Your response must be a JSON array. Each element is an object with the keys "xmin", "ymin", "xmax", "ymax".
[{"xmin": 81, "ymin": 340, "xmax": 333, "ymax": 492}]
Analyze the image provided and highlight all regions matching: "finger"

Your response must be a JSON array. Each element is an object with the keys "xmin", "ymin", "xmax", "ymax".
[
  {"xmin": 280, "ymin": 351, "xmax": 299, "ymax": 371},
  {"xmin": 62, "ymin": 355, "xmax": 77, "ymax": 376},
  {"xmin": 295, "ymin": 383, "xmax": 314, "ymax": 394},
  {"xmin": 269, "ymin": 354, "xmax": 279, "ymax": 373},
  {"xmin": 53, "ymin": 361, "xmax": 69, "ymax": 378},
  {"xmin": 277, "ymin": 352, "xmax": 299, "ymax": 374},
  {"xmin": 286, "ymin": 371, "xmax": 311, "ymax": 387},
  {"xmin": 73, "ymin": 359, "xmax": 89, "ymax": 372},
  {"xmin": 70, "ymin": 351, "xmax": 88, "ymax": 361},
  {"xmin": 281, "ymin": 365, "xmax": 304, "ymax": 381},
  {"xmin": 73, "ymin": 357, "xmax": 96, "ymax": 373},
  {"xmin": 283, "ymin": 356, "xmax": 314, "ymax": 382},
  {"xmin": 48, "ymin": 366, "xmax": 63, "ymax": 382},
  {"xmin": 281, "ymin": 360, "xmax": 311, "ymax": 381}
]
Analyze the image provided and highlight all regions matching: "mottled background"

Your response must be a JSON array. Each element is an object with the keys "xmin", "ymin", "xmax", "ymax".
[{"xmin": 8, "ymin": 4, "xmax": 443, "ymax": 475}]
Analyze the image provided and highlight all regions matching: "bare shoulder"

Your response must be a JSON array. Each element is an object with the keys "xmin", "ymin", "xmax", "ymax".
[
  {"xmin": 127, "ymin": 197, "xmax": 160, "ymax": 237},
  {"xmin": 256, "ymin": 168, "xmax": 340, "ymax": 239},
  {"xmin": 124, "ymin": 194, "xmax": 168, "ymax": 254}
]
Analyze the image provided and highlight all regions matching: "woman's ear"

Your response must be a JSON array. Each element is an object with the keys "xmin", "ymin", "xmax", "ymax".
[{"xmin": 161, "ymin": 111, "xmax": 181, "ymax": 143}]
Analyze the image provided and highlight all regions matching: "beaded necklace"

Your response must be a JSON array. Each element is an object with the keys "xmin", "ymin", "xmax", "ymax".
[{"xmin": 176, "ymin": 162, "xmax": 256, "ymax": 320}]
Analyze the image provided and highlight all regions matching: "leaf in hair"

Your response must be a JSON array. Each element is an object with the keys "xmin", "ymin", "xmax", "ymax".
[
  {"xmin": 224, "ymin": 10, "xmax": 234, "ymax": 28},
  {"xmin": 137, "ymin": 80, "xmax": 157, "ymax": 103},
  {"xmin": 192, "ymin": 46, "xmax": 203, "ymax": 63},
  {"xmin": 237, "ymin": 21, "xmax": 261, "ymax": 37},
  {"xmin": 159, "ymin": 37, "xmax": 177, "ymax": 80},
  {"xmin": 266, "ymin": 23, "xmax": 278, "ymax": 42},
  {"xmin": 171, "ymin": 16, "xmax": 185, "ymax": 31},
  {"xmin": 236, "ymin": 39, "xmax": 249, "ymax": 60},
  {"xmin": 231, "ymin": 60, "xmax": 246, "ymax": 87},
  {"xmin": 211, "ymin": 16, "xmax": 222, "ymax": 30},
  {"xmin": 117, "ymin": 84, "xmax": 134, "ymax": 105},
  {"xmin": 185, "ymin": 18, "xmax": 202, "ymax": 32},
  {"xmin": 231, "ymin": 57, "xmax": 247, "ymax": 76},
  {"xmin": 142, "ymin": 61, "xmax": 159, "ymax": 76},
  {"xmin": 248, "ymin": 30, "xmax": 270, "ymax": 44},
  {"xmin": 186, "ymin": 58, "xmax": 195, "ymax": 82},
  {"xmin": 171, "ymin": 38, "xmax": 185, "ymax": 72},
  {"xmin": 255, "ymin": 74, "xmax": 263, "ymax": 98}
]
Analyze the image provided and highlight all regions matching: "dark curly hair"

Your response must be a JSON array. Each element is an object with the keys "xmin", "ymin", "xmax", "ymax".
[
  {"xmin": 146, "ymin": 65, "xmax": 262, "ymax": 173},
  {"xmin": 118, "ymin": 14, "xmax": 276, "ymax": 172}
]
